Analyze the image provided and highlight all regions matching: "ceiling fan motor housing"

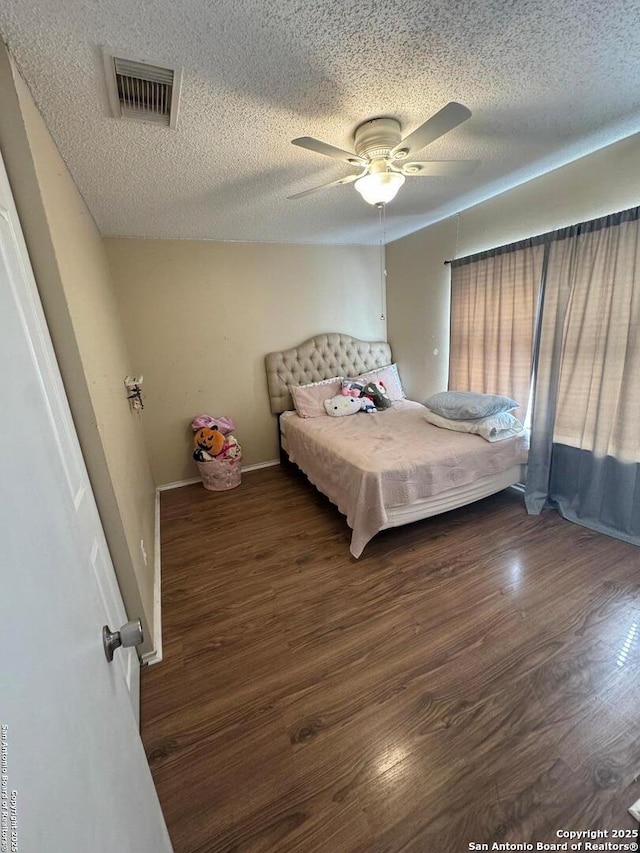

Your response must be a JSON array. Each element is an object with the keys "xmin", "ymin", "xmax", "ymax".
[{"xmin": 354, "ymin": 117, "xmax": 402, "ymax": 160}]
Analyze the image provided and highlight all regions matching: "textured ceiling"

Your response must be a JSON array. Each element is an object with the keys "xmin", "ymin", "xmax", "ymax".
[{"xmin": 2, "ymin": 0, "xmax": 640, "ymax": 245}]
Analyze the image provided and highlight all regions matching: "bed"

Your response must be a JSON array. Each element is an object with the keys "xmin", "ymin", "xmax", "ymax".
[{"xmin": 265, "ymin": 333, "xmax": 528, "ymax": 557}]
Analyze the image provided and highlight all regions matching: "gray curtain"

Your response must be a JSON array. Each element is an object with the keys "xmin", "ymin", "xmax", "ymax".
[{"xmin": 525, "ymin": 207, "xmax": 640, "ymax": 545}]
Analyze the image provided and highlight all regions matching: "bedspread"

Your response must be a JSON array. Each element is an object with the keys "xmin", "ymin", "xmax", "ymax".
[{"xmin": 282, "ymin": 400, "xmax": 529, "ymax": 557}]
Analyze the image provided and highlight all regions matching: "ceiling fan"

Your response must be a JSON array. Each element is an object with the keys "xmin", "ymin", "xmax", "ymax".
[{"xmin": 289, "ymin": 102, "xmax": 479, "ymax": 206}]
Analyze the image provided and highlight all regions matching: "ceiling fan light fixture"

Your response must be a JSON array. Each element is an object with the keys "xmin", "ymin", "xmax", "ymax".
[{"xmin": 354, "ymin": 171, "xmax": 405, "ymax": 205}]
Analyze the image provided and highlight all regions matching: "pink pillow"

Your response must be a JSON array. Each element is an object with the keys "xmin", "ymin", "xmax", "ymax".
[
  {"xmin": 350, "ymin": 364, "xmax": 405, "ymax": 401},
  {"xmin": 289, "ymin": 377, "xmax": 343, "ymax": 418}
]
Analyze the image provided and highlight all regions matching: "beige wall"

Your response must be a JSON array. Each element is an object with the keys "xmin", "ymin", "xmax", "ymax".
[
  {"xmin": 386, "ymin": 133, "xmax": 640, "ymax": 402},
  {"xmin": 105, "ymin": 238, "xmax": 383, "ymax": 485},
  {"xmin": 0, "ymin": 45, "xmax": 157, "ymax": 653}
]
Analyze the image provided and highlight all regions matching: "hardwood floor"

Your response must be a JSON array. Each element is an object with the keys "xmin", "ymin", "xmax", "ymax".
[{"xmin": 141, "ymin": 465, "xmax": 640, "ymax": 852}]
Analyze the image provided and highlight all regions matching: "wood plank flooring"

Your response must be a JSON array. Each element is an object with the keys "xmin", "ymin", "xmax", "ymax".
[{"xmin": 141, "ymin": 464, "xmax": 640, "ymax": 852}]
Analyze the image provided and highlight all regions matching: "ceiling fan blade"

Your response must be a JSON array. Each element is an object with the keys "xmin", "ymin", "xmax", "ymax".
[
  {"xmin": 292, "ymin": 137, "xmax": 366, "ymax": 166},
  {"xmin": 400, "ymin": 160, "xmax": 480, "ymax": 177},
  {"xmin": 287, "ymin": 172, "xmax": 362, "ymax": 200},
  {"xmin": 391, "ymin": 102, "xmax": 472, "ymax": 159}
]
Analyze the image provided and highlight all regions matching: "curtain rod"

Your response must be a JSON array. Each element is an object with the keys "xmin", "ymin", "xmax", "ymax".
[
  {"xmin": 443, "ymin": 234, "xmax": 545, "ymax": 267},
  {"xmin": 443, "ymin": 205, "xmax": 640, "ymax": 268}
]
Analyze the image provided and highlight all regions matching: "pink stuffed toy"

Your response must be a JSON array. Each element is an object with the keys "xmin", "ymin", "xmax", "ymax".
[{"xmin": 341, "ymin": 380, "xmax": 364, "ymax": 399}]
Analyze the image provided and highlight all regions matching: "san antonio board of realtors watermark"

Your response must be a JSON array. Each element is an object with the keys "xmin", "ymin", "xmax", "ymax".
[
  {"xmin": 1, "ymin": 725, "xmax": 18, "ymax": 853},
  {"xmin": 467, "ymin": 832, "xmax": 639, "ymax": 852}
]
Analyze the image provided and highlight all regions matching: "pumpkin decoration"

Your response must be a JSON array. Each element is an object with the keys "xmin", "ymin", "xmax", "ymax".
[
  {"xmin": 191, "ymin": 413, "xmax": 242, "ymax": 490},
  {"xmin": 194, "ymin": 426, "xmax": 224, "ymax": 457}
]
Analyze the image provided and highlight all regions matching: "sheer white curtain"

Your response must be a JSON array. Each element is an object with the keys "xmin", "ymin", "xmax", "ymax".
[{"xmin": 449, "ymin": 242, "xmax": 545, "ymax": 421}]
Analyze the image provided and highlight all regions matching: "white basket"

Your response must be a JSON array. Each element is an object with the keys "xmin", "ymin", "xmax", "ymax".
[{"xmin": 196, "ymin": 456, "xmax": 242, "ymax": 491}]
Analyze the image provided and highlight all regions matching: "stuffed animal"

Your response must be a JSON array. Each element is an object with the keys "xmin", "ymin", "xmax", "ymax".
[
  {"xmin": 359, "ymin": 396, "xmax": 376, "ymax": 414},
  {"xmin": 194, "ymin": 426, "xmax": 225, "ymax": 457},
  {"xmin": 193, "ymin": 447, "xmax": 216, "ymax": 462},
  {"xmin": 362, "ymin": 381, "xmax": 392, "ymax": 411},
  {"xmin": 219, "ymin": 434, "xmax": 242, "ymax": 460},
  {"xmin": 323, "ymin": 395, "xmax": 361, "ymax": 417},
  {"xmin": 341, "ymin": 380, "xmax": 364, "ymax": 398},
  {"xmin": 341, "ymin": 386, "xmax": 361, "ymax": 398}
]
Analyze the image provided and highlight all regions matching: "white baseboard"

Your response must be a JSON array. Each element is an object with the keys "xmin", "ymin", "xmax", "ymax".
[
  {"xmin": 157, "ymin": 476, "xmax": 201, "ymax": 491},
  {"xmin": 141, "ymin": 489, "xmax": 164, "ymax": 666},
  {"xmin": 157, "ymin": 459, "xmax": 280, "ymax": 491}
]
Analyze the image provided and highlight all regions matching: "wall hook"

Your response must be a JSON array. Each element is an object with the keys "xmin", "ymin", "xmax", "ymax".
[{"xmin": 124, "ymin": 375, "xmax": 144, "ymax": 411}]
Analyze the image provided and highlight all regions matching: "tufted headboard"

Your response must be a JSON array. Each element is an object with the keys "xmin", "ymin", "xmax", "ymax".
[{"xmin": 265, "ymin": 332, "xmax": 392, "ymax": 414}]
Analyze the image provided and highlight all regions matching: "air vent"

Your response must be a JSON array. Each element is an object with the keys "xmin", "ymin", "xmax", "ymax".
[{"xmin": 102, "ymin": 49, "xmax": 182, "ymax": 129}]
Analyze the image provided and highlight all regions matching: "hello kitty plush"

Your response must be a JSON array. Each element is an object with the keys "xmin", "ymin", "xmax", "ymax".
[{"xmin": 323, "ymin": 395, "xmax": 361, "ymax": 417}]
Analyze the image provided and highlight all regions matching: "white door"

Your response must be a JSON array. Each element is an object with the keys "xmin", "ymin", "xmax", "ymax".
[{"xmin": 0, "ymin": 152, "xmax": 172, "ymax": 852}]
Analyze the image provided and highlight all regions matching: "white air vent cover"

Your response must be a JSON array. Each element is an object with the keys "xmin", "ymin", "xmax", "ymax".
[{"xmin": 103, "ymin": 49, "xmax": 182, "ymax": 128}]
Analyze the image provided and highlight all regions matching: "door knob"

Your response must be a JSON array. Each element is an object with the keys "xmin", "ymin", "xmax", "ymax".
[{"xmin": 102, "ymin": 619, "xmax": 144, "ymax": 662}]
